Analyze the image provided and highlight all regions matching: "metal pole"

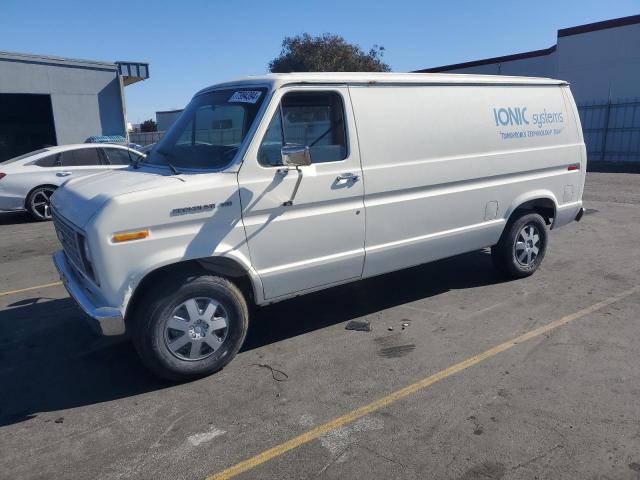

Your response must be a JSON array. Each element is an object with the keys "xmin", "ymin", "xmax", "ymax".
[
  {"xmin": 118, "ymin": 71, "xmax": 129, "ymax": 144},
  {"xmin": 600, "ymin": 87, "xmax": 612, "ymax": 162}
]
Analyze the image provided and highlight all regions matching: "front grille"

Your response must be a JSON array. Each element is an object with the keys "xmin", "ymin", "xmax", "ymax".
[{"xmin": 52, "ymin": 209, "xmax": 86, "ymax": 276}]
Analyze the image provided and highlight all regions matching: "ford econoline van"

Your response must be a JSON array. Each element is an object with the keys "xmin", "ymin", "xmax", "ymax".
[{"xmin": 51, "ymin": 73, "xmax": 585, "ymax": 380}]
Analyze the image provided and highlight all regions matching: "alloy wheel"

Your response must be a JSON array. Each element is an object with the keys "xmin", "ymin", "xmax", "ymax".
[
  {"xmin": 514, "ymin": 223, "xmax": 541, "ymax": 267},
  {"xmin": 163, "ymin": 297, "xmax": 229, "ymax": 361},
  {"xmin": 30, "ymin": 187, "xmax": 55, "ymax": 220}
]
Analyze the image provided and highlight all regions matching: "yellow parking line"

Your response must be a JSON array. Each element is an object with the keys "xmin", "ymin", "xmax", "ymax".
[
  {"xmin": 0, "ymin": 281, "xmax": 63, "ymax": 298},
  {"xmin": 207, "ymin": 286, "xmax": 640, "ymax": 480}
]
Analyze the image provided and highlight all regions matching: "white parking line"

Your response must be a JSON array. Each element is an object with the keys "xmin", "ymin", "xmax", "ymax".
[{"xmin": 188, "ymin": 427, "xmax": 226, "ymax": 446}]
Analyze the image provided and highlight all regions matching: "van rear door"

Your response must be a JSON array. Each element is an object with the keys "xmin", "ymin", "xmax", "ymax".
[{"xmin": 238, "ymin": 86, "xmax": 365, "ymax": 300}]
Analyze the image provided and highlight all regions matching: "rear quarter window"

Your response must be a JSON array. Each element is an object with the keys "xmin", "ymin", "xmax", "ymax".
[{"xmin": 33, "ymin": 153, "xmax": 61, "ymax": 167}]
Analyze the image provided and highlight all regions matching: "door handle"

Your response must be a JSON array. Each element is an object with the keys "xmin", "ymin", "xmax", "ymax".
[
  {"xmin": 56, "ymin": 171, "xmax": 72, "ymax": 177},
  {"xmin": 336, "ymin": 172, "xmax": 360, "ymax": 182}
]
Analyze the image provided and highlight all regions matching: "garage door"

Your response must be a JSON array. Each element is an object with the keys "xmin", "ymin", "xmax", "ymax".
[{"xmin": 0, "ymin": 94, "xmax": 57, "ymax": 162}]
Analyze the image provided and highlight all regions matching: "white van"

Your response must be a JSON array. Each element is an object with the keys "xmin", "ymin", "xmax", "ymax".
[{"xmin": 51, "ymin": 73, "xmax": 585, "ymax": 380}]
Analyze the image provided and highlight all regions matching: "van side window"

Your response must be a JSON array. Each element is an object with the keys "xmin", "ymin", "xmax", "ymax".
[{"xmin": 258, "ymin": 92, "xmax": 347, "ymax": 166}]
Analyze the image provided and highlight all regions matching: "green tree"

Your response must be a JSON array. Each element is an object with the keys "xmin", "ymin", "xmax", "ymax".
[
  {"xmin": 140, "ymin": 119, "xmax": 157, "ymax": 133},
  {"xmin": 269, "ymin": 33, "xmax": 390, "ymax": 73}
]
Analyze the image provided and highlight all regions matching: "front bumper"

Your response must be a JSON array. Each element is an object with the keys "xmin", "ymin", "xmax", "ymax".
[{"xmin": 53, "ymin": 250, "xmax": 125, "ymax": 336}]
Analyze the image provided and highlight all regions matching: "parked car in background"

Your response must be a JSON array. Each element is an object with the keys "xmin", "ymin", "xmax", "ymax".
[{"xmin": 0, "ymin": 144, "xmax": 144, "ymax": 220}]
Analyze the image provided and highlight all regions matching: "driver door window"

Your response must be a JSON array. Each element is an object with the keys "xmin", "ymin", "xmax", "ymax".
[{"xmin": 258, "ymin": 92, "xmax": 347, "ymax": 166}]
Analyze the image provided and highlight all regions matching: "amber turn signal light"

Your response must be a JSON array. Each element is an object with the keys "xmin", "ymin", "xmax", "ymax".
[{"xmin": 112, "ymin": 229, "xmax": 149, "ymax": 243}]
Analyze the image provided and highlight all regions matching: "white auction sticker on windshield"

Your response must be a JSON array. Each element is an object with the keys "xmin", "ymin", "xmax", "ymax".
[{"xmin": 229, "ymin": 91, "xmax": 262, "ymax": 103}]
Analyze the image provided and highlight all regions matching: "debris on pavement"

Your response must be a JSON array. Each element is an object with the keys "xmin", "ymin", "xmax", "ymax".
[
  {"xmin": 345, "ymin": 320, "xmax": 371, "ymax": 332},
  {"xmin": 378, "ymin": 344, "xmax": 416, "ymax": 358},
  {"xmin": 252, "ymin": 363, "xmax": 289, "ymax": 382}
]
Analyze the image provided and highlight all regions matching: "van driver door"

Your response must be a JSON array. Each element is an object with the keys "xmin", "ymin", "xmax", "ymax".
[{"xmin": 237, "ymin": 86, "xmax": 365, "ymax": 301}]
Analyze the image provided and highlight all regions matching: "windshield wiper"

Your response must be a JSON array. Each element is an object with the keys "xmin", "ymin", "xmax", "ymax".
[
  {"xmin": 153, "ymin": 148, "xmax": 180, "ymax": 175},
  {"xmin": 167, "ymin": 162, "xmax": 180, "ymax": 175}
]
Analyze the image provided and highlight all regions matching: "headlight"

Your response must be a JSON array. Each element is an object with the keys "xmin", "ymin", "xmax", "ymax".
[{"xmin": 78, "ymin": 235, "xmax": 96, "ymax": 283}]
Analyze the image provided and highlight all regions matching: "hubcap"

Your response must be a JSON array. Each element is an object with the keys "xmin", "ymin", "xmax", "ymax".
[
  {"xmin": 163, "ymin": 297, "xmax": 229, "ymax": 361},
  {"xmin": 515, "ymin": 224, "xmax": 541, "ymax": 267},
  {"xmin": 30, "ymin": 188, "xmax": 55, "ymax": 219}
]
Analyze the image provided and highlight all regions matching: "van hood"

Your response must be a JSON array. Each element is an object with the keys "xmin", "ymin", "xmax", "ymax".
[{"xmin": 51, "ymin": 168, "xmax": 185, "ymax": 227}]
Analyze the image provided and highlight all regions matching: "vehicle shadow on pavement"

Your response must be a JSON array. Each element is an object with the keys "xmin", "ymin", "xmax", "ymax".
[
  {"xmin": 0, "ymin": 298, "xmax": 167, "ymax": 427},
  {"xmin": 0, "ymin": 250, "xmax": 504, "ymax": 427},
  {"xmin": 0, "ymin": 212, "xmax": 34, "ymax": 226},
  {"xmin": 242, "ymin": 249, "xmax": 506, "ymax": 351}
]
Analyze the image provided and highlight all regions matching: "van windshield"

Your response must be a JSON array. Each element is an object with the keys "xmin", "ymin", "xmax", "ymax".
[{"xmin": 144, "ymin": 88, "xmax": 267, "ymax": 171}]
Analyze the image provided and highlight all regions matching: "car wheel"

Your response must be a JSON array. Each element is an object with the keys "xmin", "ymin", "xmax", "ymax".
[
  {"xmin": 131, "ymin": 274, "xmax": 249, "ymax": 381},
  {"xmin": 491, "ymin": 212, "xmax": 548, "ymax": 278},
  {"xmin": 26, "ymin": 185, "xmax": 56, "ymax": 221}
]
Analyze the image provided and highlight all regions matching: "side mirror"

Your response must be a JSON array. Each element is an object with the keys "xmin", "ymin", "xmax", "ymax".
[{"xmin": 281, "ymin": 145, "xmax": 311, "ymax": 167}]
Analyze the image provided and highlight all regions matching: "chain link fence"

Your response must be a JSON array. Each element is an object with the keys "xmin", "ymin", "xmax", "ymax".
[
  {"xmin": 578, "ymin": 98, "xmax": 640, "ymax": 163},
  {"xmin": 129, "ymin": 131, "xmax": 164, "ymax": 146}
]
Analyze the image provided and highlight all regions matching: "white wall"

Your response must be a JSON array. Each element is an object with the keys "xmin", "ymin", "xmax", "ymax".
[
  {"xmin": 156, "ymin": 110, "xmax": 182, "ymax": 132},
  {"xmin": 557, "ymin": 23, "xmax": 640, "ymax": 102},
  {"xmin": 430, "ymin": 22, "xmax": 640, "ymax": 104}
]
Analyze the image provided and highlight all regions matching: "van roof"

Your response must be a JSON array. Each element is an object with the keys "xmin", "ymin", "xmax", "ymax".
[{"xmin": 196, "ymin": 72, "xmax": 567, "ymax": 96}]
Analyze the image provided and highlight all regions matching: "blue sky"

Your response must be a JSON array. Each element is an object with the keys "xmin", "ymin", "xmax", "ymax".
[{"xmin": 1, "ymin": 0, "xmax": 638, "ymax": 123}]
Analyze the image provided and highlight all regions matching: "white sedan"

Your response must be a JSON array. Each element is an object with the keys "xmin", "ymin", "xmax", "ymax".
[{"xmin": 0, "ymin": 144, "xmax": 144, "ymax": 221}]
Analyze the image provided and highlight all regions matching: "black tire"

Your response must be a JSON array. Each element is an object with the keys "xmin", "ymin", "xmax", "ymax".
[
  {"xmin": 131, "ymin": 274, "xmax": 249, "ymax": 381},
  {"xmin": 26, "ymin": 185, "xmax": 56, "ymax": 221},
  {"xmin": 491, "ymin": 212, "xmax": 548, "ymax": 278}
]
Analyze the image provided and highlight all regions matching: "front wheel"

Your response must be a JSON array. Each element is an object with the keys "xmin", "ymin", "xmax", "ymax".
[
  {"xmin": 131, "ymin": 275, "xmax": 249, "ymax": 381},
  {"xmin": 491, "ymin": 212, "xmax": 548, "ymax": 278}
]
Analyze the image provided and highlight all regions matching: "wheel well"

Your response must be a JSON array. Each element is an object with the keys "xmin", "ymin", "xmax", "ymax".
[
  {"xmin": 24, "ymin": 184, "xmax": 57, "ymax": 209},
  {"xmin": 124, "ymin": 258, "xmax": 255, "ymax": 325},
  {"xmin": 510, "ymin": 198, "xmax": 556, "ymax": 225}
]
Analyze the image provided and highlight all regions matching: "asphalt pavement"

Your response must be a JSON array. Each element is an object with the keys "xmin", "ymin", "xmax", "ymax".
[{"xmin": 1, "ymin": 172, "xmax": 639, "ymax": 480}]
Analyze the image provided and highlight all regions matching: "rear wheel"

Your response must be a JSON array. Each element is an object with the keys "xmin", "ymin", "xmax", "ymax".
[
  {"xmin": 131, "ymin": 274, "xmax": 249, "ymax": 381},
  {"xmin": 26, "ymin": 185, "xmax": 56, "ymax": 221},
  {"xmin": 491, "ymin": 212, "xmax": 548, "ymax": 278}
]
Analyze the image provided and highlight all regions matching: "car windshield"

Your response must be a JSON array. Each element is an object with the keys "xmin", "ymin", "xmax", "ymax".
[{"xmin": 144, "ymin": 88, "xmax": 267, "ymax": 171}]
